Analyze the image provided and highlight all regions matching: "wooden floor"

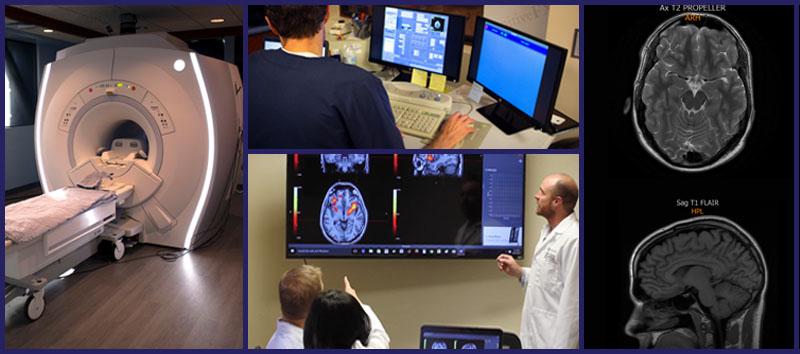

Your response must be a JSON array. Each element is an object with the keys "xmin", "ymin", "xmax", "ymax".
[{"xmin": 5, "ymin": 194, "xmax": 244, "ymax": 349}]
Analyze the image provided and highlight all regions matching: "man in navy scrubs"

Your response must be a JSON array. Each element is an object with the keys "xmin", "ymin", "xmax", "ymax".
[{"xmin": 249, "ymin": 6, "xmax": 475, "ymax": 149}]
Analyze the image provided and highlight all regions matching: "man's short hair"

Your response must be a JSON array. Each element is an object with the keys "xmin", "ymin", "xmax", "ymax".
[
  {"xmin": 264, "ymin": 6, "xmax": 327, "ymax": 39},
  {"xmin": 279, "ymin": 265, "xmax": 323, "ymax": 321},
  {"xmin": 552, "ymin": 174, "xmax": 579, "ymax": 213}
]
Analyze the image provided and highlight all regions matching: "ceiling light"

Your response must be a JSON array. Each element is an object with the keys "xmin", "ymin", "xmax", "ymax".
[
  {"xmin": 43, "ymin": 29, "xmax": 54, "ymax": 33},
  {"xmin": 210, "ymin": 18, "xmax": 225, "ymax": 24}
]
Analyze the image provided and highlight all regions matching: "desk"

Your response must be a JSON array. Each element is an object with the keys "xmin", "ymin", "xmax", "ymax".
[{"xmin": 399, "ymin": 83, "xmax": 579, "ymax": 149}]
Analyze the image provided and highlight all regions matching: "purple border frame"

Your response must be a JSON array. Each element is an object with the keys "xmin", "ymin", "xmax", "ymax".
[{"xmin": 0, "ymin": 1, "xmax": 797, "ymax": 352}]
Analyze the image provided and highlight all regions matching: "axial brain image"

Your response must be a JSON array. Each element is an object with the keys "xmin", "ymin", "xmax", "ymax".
[
  {"xmin": 626, "ymin": 216, "xmax": 766, "ymax": 348},
  {"xmin": 633, "ymin": 13, "xmax": 753, "ymax": 171},
  {"xmin": 319, "ymin": 182, "xmax": 368, "ymax": 244},
  {"xmin": 412, "ymin": 154, "xmax": 463, "ymax": 176},
  {"xmin": 320, "ymin": 154, "xmax": 369, "ymax": 174}
]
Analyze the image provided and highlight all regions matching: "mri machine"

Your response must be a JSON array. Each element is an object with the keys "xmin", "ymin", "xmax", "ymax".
[{"xmin": 4, "ymin": 33, "xmax": 242, "ymax": 320}]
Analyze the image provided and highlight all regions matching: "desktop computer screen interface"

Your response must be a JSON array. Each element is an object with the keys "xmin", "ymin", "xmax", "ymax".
[
  {"xmin": 370, "ymin": 6, "xmax": 465, "ymax": 80},
  {"xmin": 264, "ymin": 38, "xmax": 282, "ymax": 51},
  {"xmin": 381, "ymin": 6, "xmax": 448, "ymax": 74},
  {"xmin": 286, "ymin": 154, "xmax": 525, "ymax": 258},
  {"xmin": 420, "ymin": 326, "xmax": 502, "ymax": 349},
  {"xmin": 468, "ymin": 17, "xmax": 567, "ymax": 126},
  {"xmin": 476, "ymin": 22, "xmax": 548, "ymax": 116}
]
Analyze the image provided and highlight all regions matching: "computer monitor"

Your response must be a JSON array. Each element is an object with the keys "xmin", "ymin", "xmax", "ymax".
[
  {"xmin": 467, "ymin": 17, "xmax": 568, "ymax": 135},
  {"xmin": 264, "ymin": 36, "xmax": 282, "ymax": 51},
  {"xmin": 370, "ymin": 6, "xmax": 466, "ymax": 81},
  {"xmin": 420, "ymin": 325, "xmax": 503, "ymax": 349},
  {"xmin": 286, "ymin": 154, "xmax": 525, "ymax": 259}
]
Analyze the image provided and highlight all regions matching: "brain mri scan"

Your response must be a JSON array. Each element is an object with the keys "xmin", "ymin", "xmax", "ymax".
[
  {"xmin": 461, "ymin": 343, "xmax": 479, "ymax": 349},
  {"xmin": 320, "ymin": 154, "xmax": 369, "ymax": 174},
  {"xmin": 412, "ymin": 154, "xmax": 463, "ymax": 176},
  {"xmin": 626, "ymin": 216, "xmax": 766, "ymax": 348},
  {"xmin": 633, "ymin": 13, "xmax": 753, "ymax": 172},
  {"xmin": 319, "ymin": 182, "xmax": 368, "ymax": 244},
  {"xmin": 431, "ymin": 341, "xmax": 448, "ymax": 349}
]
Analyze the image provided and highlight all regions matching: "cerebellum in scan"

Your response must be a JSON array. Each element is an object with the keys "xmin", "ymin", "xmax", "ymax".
[{"xmin": 626, "ymin": 216, "xmax": 766, "ymax": 348}]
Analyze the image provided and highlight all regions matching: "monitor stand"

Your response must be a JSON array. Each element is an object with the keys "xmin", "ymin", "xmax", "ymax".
[
  {"xmin": 478, "ymin": 101, "xmax": 550, "ymax": 135},
  {"xmin": 392, "ymin": 70, "xmax": 412, "ymax": 82}
]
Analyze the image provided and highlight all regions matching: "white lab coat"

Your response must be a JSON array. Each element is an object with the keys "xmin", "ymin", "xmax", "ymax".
[
  {"xmin": 351, "ymin": 305, "xmax": 391, "ymax": 349},
  {"xmin": 519, "ymin": 212, "xmax": 579, "ymax": 349},
  {"xmin": 266, "ymin": 319, "xmax": 304, "ymax": 349}
]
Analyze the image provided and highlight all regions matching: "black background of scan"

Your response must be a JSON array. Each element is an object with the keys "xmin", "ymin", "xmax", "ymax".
[{"xmin": 583, "ymin": 6, "xmax": 794, "ymax": 349}]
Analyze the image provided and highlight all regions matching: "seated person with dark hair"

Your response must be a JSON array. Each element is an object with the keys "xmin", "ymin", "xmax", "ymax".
[
  {"xmin": 249, "ymin": 5, "xmax": 475, "ymax": 149},
  {"xmin": 304, "ymin": 277, "xmax": 390, "ymax": 349}
]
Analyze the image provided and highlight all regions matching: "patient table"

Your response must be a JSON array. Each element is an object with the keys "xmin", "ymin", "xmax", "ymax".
[{"xmin": 4, "ymin": 185, "xmax": 137, "ymax": 321}]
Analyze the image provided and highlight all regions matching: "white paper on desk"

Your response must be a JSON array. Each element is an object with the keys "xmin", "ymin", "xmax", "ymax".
[{"xmin": 467, "ymin": 83, "xmax": 484, "ymax": 103}]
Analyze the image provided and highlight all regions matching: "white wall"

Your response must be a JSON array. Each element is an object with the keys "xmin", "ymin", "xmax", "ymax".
[
  {"xmin": 484, "ymin": 5, "xmax": 549, "ymax": 39},
  {"xmin": 247, "ymin": 154, "xmax": 579, "ymax": 348},
  {"xmin": 545, "ymin": 5, "xmax": 580, "ymax": 121}
]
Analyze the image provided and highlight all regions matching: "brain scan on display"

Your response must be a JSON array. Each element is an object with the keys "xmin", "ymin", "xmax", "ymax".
[
  {"xmin": 412, "ymin": 154, "xmax": 463, "ymax": 176},
  {"xmin": 431, "ymin": 341, "xmax": 448, "ymax": 349},
  {"xmin": 319, "ymin": 182, "xmax": 368, "ymax": 244},
  {"xmin": 320, "ymin": 154, "xmax": 370, "ymax": 174},
  {"xmin": 626, "ymin": 216, "xmax": 766, "ymax": 348},
  {"xmin": 633, "ymin": 13, "xmax": 753, "ymax": 172},
  {"xmin": 461, "ymin": 343, "xmax": 479, "ymax": 349}
]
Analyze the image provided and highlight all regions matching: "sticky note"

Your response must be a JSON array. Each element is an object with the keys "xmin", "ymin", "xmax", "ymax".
[
  {"xmin": 411, "ymin": 68, "xmax": 428, "ymax": 87},
  {"xmin": 428, "ymin": 73, "xmax": 447, "ymax": 93},
  {"xmin": 467, "ymin": 83, "xmax": 484, "ymax": 103}
]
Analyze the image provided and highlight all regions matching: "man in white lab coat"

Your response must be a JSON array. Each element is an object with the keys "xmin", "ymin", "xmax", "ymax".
[
  {"xmin": 266, "ymin": 265, "xmax": 324, "ymax": 349},
  {"xmin": 497, "ymin": 173, "xmax": 579, "ymax": 349}
]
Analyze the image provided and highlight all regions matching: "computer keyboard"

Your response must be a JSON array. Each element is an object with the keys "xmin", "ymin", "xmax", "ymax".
[
  {"xmin": 390, "ymin": 102, "xmax": 448, "ymax": 140},
  {"xmin": 384, "ymin": 82, "xmax": 452, "ymax": 140}
]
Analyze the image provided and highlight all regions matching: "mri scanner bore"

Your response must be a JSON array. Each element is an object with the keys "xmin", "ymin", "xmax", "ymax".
[
  {"xmin": 626, "ymin": 216, "xmax": 766, "ymax": 348},
  {"xmin": 633, "ymin": 13, "xmax": 753, "ymax": 172},
  {"xmin": 5, "ymin": 32, "xmax": 242, "ymax": 321}
]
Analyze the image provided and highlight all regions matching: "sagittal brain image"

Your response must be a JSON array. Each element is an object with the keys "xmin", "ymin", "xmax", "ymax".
[
  {"xmin": 412, "ymin": 154, "xmax": 463, "ymax": 176},
  {"xmin": 626, "ymin": 216, "xmax": 766, "ymax": 348},
  {"xmin": 320, "ymin": 154, "xmax": 369, "ymax": 174},
  {"xmin": 319, "ymin": 182, "xmax": 368, "ymax": 244},
  {"xmin": 431, "ymin": 341, "xmax": 449, "ymax": 349},
  {"xmin": 633, "ymin": 13, "xmax": 753, "ymax": 172}
]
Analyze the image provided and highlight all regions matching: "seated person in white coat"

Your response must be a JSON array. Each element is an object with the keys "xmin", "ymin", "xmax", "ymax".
[
  {"xmin": 303, "ymin": 277, "xmax": 390, "ymax": 349},
  {"xmin": 497, "ymin": 173, "xmax": 579, "ymax": 348},
  {"xmin": 266, "ymin": 265, "xmax": 324, "ymax": 349}
]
